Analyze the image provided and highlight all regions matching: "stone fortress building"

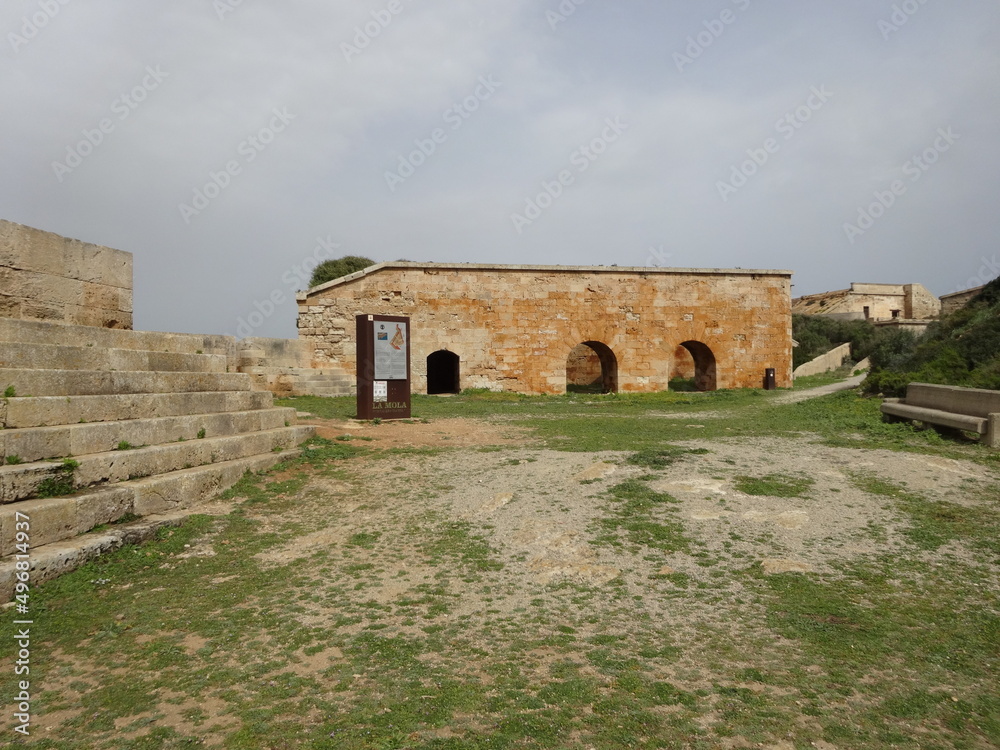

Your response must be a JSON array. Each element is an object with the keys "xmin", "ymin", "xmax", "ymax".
[
  {"xmin": 296, "ymin": 262, "xmax": 794, "ymax": 395},
  {"xmin": 791, "ymin": 282, "xmax": 940, "ymax": 322},
  {"xmin": 791, "ymin": 282, "xmax": 942, "ymax": 337}
]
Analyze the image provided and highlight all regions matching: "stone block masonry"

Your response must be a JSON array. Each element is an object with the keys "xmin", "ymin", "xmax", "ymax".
[
  {"xmin": 0, "ymin": 220, "xmax": 133, "ymax": 329},
  {"xmin": 297, "ymin": 263, "xmax": 793, "ymax": 394}
]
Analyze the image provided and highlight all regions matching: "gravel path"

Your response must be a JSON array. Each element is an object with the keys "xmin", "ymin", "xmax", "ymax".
[{"xmin": 771, "ymin": 373, "xmax": 867, "ymax": 404}]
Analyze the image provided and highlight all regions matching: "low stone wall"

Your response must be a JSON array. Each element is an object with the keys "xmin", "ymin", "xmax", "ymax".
[
  {"xmin": 793, "ymin": 342, "xmax": 852, "ymax": 378},
  {"xmin": 236, "ymin": 337, "xmax": 315, "ymax": 369},
  {"xmin": 0, "ymin": 220, "xmax": 133, "ymax": 328}
]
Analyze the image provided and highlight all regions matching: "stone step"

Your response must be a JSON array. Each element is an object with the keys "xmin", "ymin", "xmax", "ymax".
[
  {"xmin": 0, "ymin": 425, "xmax": 312, "ymax": 503},
  {"xmin": 241, "ymin": 365, "xmax": 352, "ymax": 381},
  {"xmin": 0, "ymin": 317, "xmax": 234, "ymax": 357},
  {"xmin": 241, "ymin": 366, "xmax": 354, "ymax": 397},
  {"xmin": 0, "ymin": 341, "xmax": 227, "ymax": 373},
  {"xmin": 0, "ymin": 390, "xmax": 275, "ymax": 430},
  {"xmin": 0, "ymin": 447, "xmax": 303, "ymax": 597},
  {"xmin": 0, "ymin": 368, "xmax": 253, "ymax": 397},
  {"xmin": 0, "ymin": 407, "xmax": 297, "ymax": 464}
]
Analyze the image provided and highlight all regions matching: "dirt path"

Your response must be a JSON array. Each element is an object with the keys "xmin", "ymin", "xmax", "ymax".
[{"xmin": 771, "ymin": 373, "xmax": 867, "ymax": 404}]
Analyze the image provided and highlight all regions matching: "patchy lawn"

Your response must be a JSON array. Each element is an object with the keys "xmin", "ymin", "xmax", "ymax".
[{"xmin": 4, "ymin": 389, "xmax": 1000, "ymax": 748}]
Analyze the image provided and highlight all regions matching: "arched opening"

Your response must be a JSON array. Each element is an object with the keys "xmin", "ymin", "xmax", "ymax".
[
  {"xmin": 566, "ymin": 341, "xmax": 618, "ymax": 394},
  {"xmin": 427, "ymin": 350, "xmax": 460, "ymax": 395},
  {"xmin": 677, "ymin": 341, "xmax": 717, "ymax": 392}
]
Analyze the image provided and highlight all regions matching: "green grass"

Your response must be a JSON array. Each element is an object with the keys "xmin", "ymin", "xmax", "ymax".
[
  {"xmin": 850, "ymin": 473, "xmax": 1000, "ymax": 559},
  {"xmin": 34, "ymin": 458, "xmax": 80, "ymax": 498},
  {"xmin": 592, "ymin": 480, "xmax": 691, "ymax": 554},
  {"xmin": 734, "ymin": 473, "xmax": 814, "ymax": 498},
  {"xmin": 626, "ymin": 446, "xmax": 710, "ymax": 469},
  {"xmin": 281, "ymin": 388, "xmax": 1000, "ymax": 466}
]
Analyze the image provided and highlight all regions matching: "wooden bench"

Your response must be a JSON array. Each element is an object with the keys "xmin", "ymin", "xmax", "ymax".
[{"xmin": 881, "ymin": 382, "xmax": 1000, "ymax": 447}]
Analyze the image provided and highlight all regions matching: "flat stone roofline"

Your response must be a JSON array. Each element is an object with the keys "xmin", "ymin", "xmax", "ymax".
[
  {"xmin": 940, "ymin": 285, "xmax": 986, "ymax": 300},
  {"xmin": 299, "ymin": 261, "xmax": 794, "ymax": 299}
]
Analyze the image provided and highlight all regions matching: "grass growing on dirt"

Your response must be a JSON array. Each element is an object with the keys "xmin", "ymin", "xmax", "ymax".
[
  {"xmin": 626, "ymin": 446, "xmax": 710, "ymax": 469},
  {"xmin": 7, "ymin": 394, "xmax": 1000, "ymax": 749},
  {"xmin": 849, "ymin": 473, "xmax": 1000, "ymax": 560},
  {"xmin": 591, "ymin": 480, "xmax": 691, "ymax": 554},
  {"xmin": 281, "ymin": 388, "xmax": 1000, "ymax": 466},
  {"xmin": 734, "ymin": 473, "xmax": 815, "ymax": 498}
]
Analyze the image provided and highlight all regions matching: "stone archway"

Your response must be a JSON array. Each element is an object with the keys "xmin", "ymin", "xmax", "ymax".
[
  {"xmin": 566, "ymin": 341, "xmax": 618, "ymax": 394},
  {"xmin": 678, "ymin": 340, "xmax": 717, "ymax": 391},
  {"xmin": 427, "ymin": 350, "xmax": 460, "ymax": 394}
]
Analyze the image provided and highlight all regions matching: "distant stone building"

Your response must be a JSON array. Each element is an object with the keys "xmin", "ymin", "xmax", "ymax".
[
  {"xmin": 296, "ymin": 262, "xmax": 794, "ymax": 395},
  {"xmin": 792, "ymin": 282, "xmax": 940, "ymax": 324}
]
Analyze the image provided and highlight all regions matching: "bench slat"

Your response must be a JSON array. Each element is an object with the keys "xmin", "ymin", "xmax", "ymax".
[
  {"xmin": 905, "ymin": 383, "xmax": 1000, "ymax": 418},
  {"xmin": 881, "ymin": 402, "xmax": 987, "ymax": 434}
]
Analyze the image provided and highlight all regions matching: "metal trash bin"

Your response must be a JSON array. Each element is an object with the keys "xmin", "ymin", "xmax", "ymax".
[{"xmin": 764, "ymin": 368, "xmax": 776, "ymax": 390}]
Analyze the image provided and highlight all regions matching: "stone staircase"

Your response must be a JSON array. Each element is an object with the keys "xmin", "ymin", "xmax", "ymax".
[
  {"xmin": 0, "ymin": 318, "xmax": 314, "ymax": 598},
  {"xmin": 236, "ymin": 342, "xmax": 354, "ymax": 397}
]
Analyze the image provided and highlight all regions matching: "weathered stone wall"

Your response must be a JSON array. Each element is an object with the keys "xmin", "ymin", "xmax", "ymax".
[
  {"xmin": 672, "ymin": 345, "xmax": 696, "ymax": 379},
  {"xmin": 297, "ymin": 263, "xmax": 793, "ymax": 394},
  {"xmin": 236, "ymin": 337, "xmax": 315, "ymax": 369},
  {"xmin": 793, "ymin": 342, "xmax": 852, "ymax": 378},
  {"xmin": 939, "ymin": 285, "xmax": 984, "ymax": 316},
  {"xmin": 903, "ymin": 284, "xmax": 940, "ymax": 319},
  {"xmin": 0, "ymin": 220, "xmax": 133, "ymax": 328},
  {"xmin": 566, "ymin": 345, "xmax": 603, "ymax": 388}
]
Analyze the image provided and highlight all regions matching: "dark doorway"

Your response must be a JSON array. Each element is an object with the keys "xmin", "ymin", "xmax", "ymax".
[
  {"xmin": 566, "ymin": 341, "xmax": 618, "ymax": 394},
  {"xmin": 678, "ymin": 341, "xmax": 717, "ymax": 391},
  {"xmin": 427, "ymin": 350, "xmax": 460, "ymax": 394}
]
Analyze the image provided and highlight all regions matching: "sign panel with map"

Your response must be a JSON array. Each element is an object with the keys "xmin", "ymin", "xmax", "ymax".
[
  {"xmin": 374, "ymin": 321, "xmax": 408, "ymax": 380},
  {"xmin": 355, "ymin": 315, "xmax": 411, "ymax": 420}
]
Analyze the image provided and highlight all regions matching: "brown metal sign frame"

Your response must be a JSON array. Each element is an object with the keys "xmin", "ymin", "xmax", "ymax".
[{"xmin": 356, "ymin": 314, "xmax": 412, "ymax": 420}]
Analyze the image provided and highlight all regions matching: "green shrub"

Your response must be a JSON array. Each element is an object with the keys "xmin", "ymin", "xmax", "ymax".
[
  {"xmin": 308, "ymin": 256, "xmax": 375, "ymax": 288},
  {"xmin": 791, "ymin": 315, "xmax": 924, "ymax": 370}
]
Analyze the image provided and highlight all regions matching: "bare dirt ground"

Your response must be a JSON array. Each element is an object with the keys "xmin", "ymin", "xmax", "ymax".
[
  {"xmin": 302, "ymin": 416, "xmax": 535, "ymax": 449},
  {"xmin": 13, "ymin": 408, "xmax": 1000, "ymax": 748},
  {"xmin": 259, "ymin": 414, "xmax": 999, "ymax": 600}
]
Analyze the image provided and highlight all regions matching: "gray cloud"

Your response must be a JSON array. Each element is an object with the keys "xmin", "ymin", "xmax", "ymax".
[{"xmin": 3, "ymin": 0, "xmax": 997, "ymax": 337}]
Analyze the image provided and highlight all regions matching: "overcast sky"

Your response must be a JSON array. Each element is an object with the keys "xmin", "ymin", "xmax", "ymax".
[{"xmin": 3, "ymin": 1, "xmax": 998, "ymax": 338}]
